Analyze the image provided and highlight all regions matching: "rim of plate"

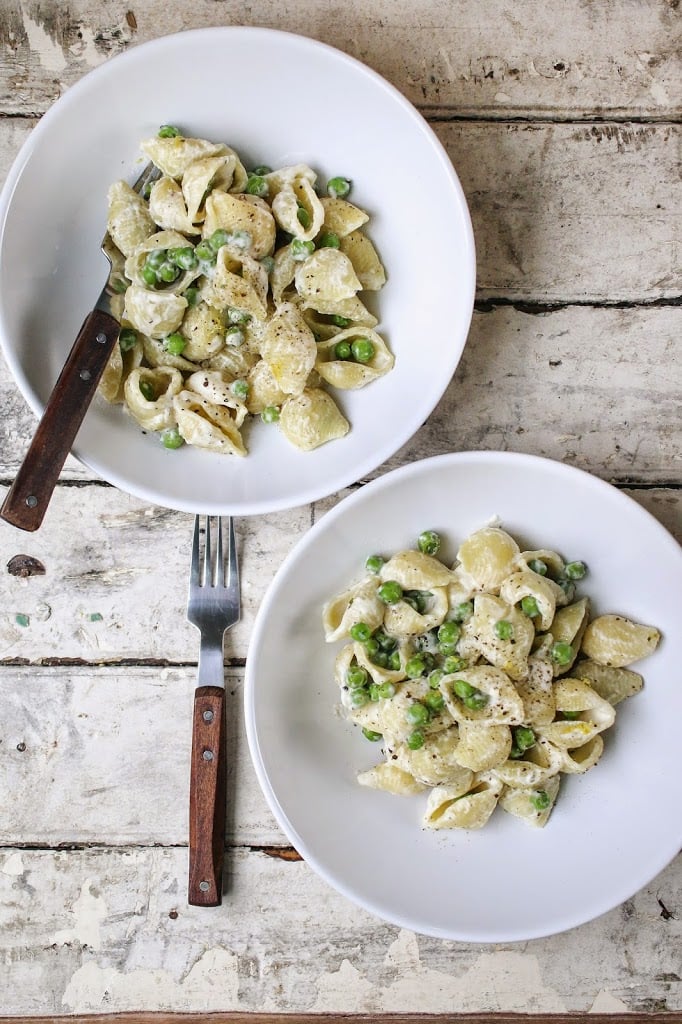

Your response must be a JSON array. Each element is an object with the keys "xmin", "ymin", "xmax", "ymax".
[
  {"xmin": 244, "ymin": 449, "xmax": 682, "ymax": 940},
  {"xmin": 0, "ymin": 27, "xmax": 476, "ymax": 516}
]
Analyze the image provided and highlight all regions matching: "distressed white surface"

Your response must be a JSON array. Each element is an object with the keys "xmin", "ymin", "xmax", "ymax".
[
  {"xmin": 0, "ymin": 0, "xmax": 680, "ymax": 1016},
  {"xmin": 0, "ymin": 1, "xmax": 679, "ymax": 118},
  {"xmin": 0, "ymin": 848, "xmax": 678, "ymax": 1015}
]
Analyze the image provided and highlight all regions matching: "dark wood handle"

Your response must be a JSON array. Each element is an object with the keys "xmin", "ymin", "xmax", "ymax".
[
  {"xmin": 0, "ymin": 307, "xmax": 121, "ymax": 532},
  {"xmin": 188, "ymin": 685, "xmax": 226, "ymax": 907}
]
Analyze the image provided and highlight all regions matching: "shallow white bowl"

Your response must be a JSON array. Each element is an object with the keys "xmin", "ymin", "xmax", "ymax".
[
  {"xmin": 0, "ymin": 27, "xmax": 475, "ymax": 515},
  {"xmin": 245, "ymin": 451, "xmax": 682, "ymax": 941}
]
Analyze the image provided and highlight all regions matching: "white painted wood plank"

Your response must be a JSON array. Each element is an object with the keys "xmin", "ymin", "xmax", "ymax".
[
  {"xmin": 1, "ymin": 305, "xmax": 680, "ymax": 502},
  {"xmin": 0, "ymin": 845, "xmax": 678, "ymax": 1015},
  {"xmin": 0, "ymin": 1, "xmax": 679, "ymax": 118},
  {"xmin": 0, "ymin": 497, "xmax": 309, "ymax": 664}
]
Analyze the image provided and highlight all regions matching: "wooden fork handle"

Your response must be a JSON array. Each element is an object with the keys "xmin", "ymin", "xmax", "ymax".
[
  {"xmin": 188, "ymin": 685, "xmax": 227, "ymax": 907},
  {"xmin": 0, "ymin": 307, "xmax": 120, "ymax": 532}
]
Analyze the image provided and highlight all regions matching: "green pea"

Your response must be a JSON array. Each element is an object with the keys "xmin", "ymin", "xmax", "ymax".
[
  {"xmin": 296, "ymin": 205, "xmax": 311, "ymax": 229},
  {"xmin": 388, "ymin": 651, "xmax": 401, "ymax": 671},
  {"xmin": 327, "ymin": 176, "xmax": 351, "ymax": 199},
  {"xmin": 513, "ymin": 726, "xmax": 536, "ymax": 753},
  {"xmin": 291, "ymin": 238, "xmax": 315, "ymax": 261},
  {"xmin": 158, "ymin": 261, "xmax": 180, "ymax": 283},
  {"xmin": 231, "ymin": 379, "xmax": 249, "ymax": 400},
  {"xmin": 442, "ymin": 655, "xmax": 466, "ymax": 674},
  {"xmin": 529, "ymin": 790, "xmax": 551, "ymax": 811},
  {"xmin": 185, "ymin": 286, "xmax": 200, "ymax": 307},
  {"xmin": 260, "ymin": 255, "xmax": 275, "ymax": 275},
  {"xmin": 160, "ymin": 426, "xmax": 184, "ymax": 450},
  {"xmin": 405, "ymin": 656, "xmax": 427, "ymax": 679},
  {"xmin": 453, "ymin": 679, "xmax": 475, "ymax": 700},
  {"xmin": 374, "ymin": 630, "xmax": 397, "ymax": 652},
  {"xmin": 158, "ymin": 124, "xmax": 181, "ymax": 138},
  {"xmin": 318, "ymin": 231, "xmax": 340, "ymax": 248},
  {"xmin": 521, "ymin": 595, "xmax": 539, "ymax": 618},
  {"xmin": 252, "ymin": 164, "xmax": 272, "ymax": 176},
  {"xmin": 438, "ymin": 621, "xmax": 460, "ymax": 646},
  {"xmin": 168, "ymin": 246, "xmax": 198, "ymax": 270},
  {"xmin": 404, "ymin": 590, "xmax": 430, "ymax": 614},
  {"xmin": 452, "ymin": 601, "xmax": 474, "ymax": 623},
  {"xmin": 365, "ymin": 554, "xmax": 384, "ymax": 574},
  {"xmin": 364, "ymin": 638, "xmax": 380, "ymax": 658},
  {"xmin": 562, "ymin": 709, "xmax": 581, "ymax": 720},
  {"xmin": 195, "ymin": 240, "xmax": 216, "ymax": 262},
  {"xmin": 246, "ymin": 174, "xmax": 269, "ymax": 197},
  {"xmin": 407, "ymin": 729, "xmax": 425, "ymax": 750},
  {"xmin": 370, "ymin": 650, "xmax": 389, "ymax": 668},
  {"xmin": 362, "ymin": 728, "xmax": 383, "ymax": 742},
  {"xmin": 428, "ymin": 668, "xmax": 445, "ymax": 689},
  {"xmin": 418, "ymin": 530, "xmax": 441, "ymax": 555},
  {"xmin": 225, "ymin": 326, "xmax": 245, "ymax": 347},
  {"xmin": 368, "ymin": 683, "xmax": 381, "ymax": 702},
  {"xmin": 463, "ymin": 691, "xmax": 489, "ymax": 710},
  {"xmin": 406, "ymin": 701, "xmax": 430, "ymax": 726},
  {"xmin": 329, "ymin": 314, "xmax": 351, "ymax": 328},
  {"xmin": 334, "ymin": 340, "xmax": 352, "ymax": 360},
  {"xmin": 557, "ymin": 579, "xmax": 576, "ymax": 601},
  {"xmin": 141, "ymin": 265, "xmax": 158, "ymax": 288},
  {"xmin": 453, "ymin": 680, "xmax": 489, "ymax": 709},
  {"xmin": 378, "ymin": 580, "xmax": 403, "ymax": 605},
  {"xmin": 209, "ymin": 229, "xmax": 232, "ymax": 252},
  {"xmin": 227, "ymin": 307, "xmax": 252, "ymax": 325},
  {"xmin": 231, "ymin": 230, "xmax": 252, "ymax": 250},
  {"xmin": 118, "ymin": 328, "xmax": 137, "ymax": 352},
  {"xmin": 424, "ymin": 690, "xmax": 445, "ymax": 713},
  {"xmin": 139, "ymin": 379, "xmax": 155, "ymax": 401},
  {"xmin": 346, "ymin": 664, "xmax": 368, "ymax": 688},
  {"xmin": 349, "ymin": 688, "xmax": 369, "ymax": 708},
  {"xmin": 261, "ymin": 405, "xmax": 280, "ymax": 424},
  {"xmin": 564, "ymin": 560, "xmax": 587, "ymax": 580},
  {"xmin": 551, "ymin": 641, "xmax": 574, "ymax": 666},
  {"xmin": 163, "ymin": 332, "xmax": 186, "ymax": 355},
  {"xmin": 351, "ymin": 338, "xmax": 375, "ymax": 364},
  {"xmin": 528, "ymin": 559, "xmax": 548, "ymax": 576},
  {"xmin": 378, "ymin": 682, "xmax": 396, "ymax": 699},
  {"xmin": 146, "ymin": 249, "xmax": 167, "ymax": 269},
  {"xmin": 494, "ymin": 619, "xmax": 514, "ymax": 640},
  {"xmin": 350, "ymin": 622, "xmax": 372, "ymax": 642}
]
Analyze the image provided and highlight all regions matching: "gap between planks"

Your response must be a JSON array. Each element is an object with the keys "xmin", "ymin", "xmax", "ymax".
[{"xmin": 0, "ymin": 1012, "xmax": 678, "ymax": 1023}]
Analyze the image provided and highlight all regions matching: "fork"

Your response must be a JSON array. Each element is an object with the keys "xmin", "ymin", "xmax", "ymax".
[
  {"xmin": 0, "ymin": 160, "xmax": 160, "ymax": 532},
  {"xmin": 187, "ymin": 515, "xmax": 241, "ymax": 907}
]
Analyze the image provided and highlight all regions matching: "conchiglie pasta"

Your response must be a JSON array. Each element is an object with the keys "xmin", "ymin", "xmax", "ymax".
[
  {"xmin": 124, "ymin": 366, "xmax": 183, "ymax": 431},
  {"xmin": 324, "ymin": 522, "xmax": 661, "ymax": 831},
  {"xmin": 278, "ymin": 388, "xmax": 349, "ymax": 451},
  {"xmin": 104, "ymin": 135, "xmax": 385, "ymax": 455},
  {"xmin": 315, "ymin": 328, "xmax": 394, "ymax": 390}
]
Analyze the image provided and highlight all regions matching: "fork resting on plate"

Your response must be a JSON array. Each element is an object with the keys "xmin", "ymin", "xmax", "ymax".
[{"xmin": 187, "ymin": 515, "xmax": 241, "ymax": 907}]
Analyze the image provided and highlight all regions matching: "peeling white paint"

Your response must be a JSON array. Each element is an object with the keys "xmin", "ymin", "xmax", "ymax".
[
  {"xmin": 1, "ymin": 853, "xmax": 25, "ymax": 876},
  {"xmin": 310, "ymin": 957, "xmax": 375, "ymax": 1011},
  {"xmin": 20, "ymin": 4, "xmax": 67, "ymax": 72},
  {"xmin": 589, "ymin": 990, "xmax": 631, "ymax": 1012},
  {"xmin": 51, "ymin": 879, "xmax": 107, "ymax": 951},
  {"xmin": 311, "ymin": 930, "xmax": 567, "ymax": 1014},
  {"xmin": 61, "ymin": 947, "xmax": 240, "ymax": 1012},
  {"xmin": 649, "ymin": 80, "xmax": 669, "ymax": 106},
  {"xmin": 68, "ymin": 25, "xmax": 107, "ymax": 67},
  {"xmin": 495, "ymin": 91, "xmax": 512, "ymax": 103}
]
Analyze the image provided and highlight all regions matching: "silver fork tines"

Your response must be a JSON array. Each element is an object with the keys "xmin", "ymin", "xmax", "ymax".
[{"xmin": 188, "ymin": 516, "xmax": 240, "ymax": 677}]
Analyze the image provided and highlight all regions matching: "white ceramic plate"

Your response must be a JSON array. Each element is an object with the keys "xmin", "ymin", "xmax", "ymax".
[
  {"xmin": 245, "ymin": 451, "xmax": 682, "ymax": 941},
  {"xmin": 0, "ymin": 27, "xmax": 474, "ymax": 515}
]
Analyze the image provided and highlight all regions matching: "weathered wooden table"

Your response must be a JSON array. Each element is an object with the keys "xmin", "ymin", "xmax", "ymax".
[{"xmin": 0, "ymin": 2, "xmax": 679, "ymax": 1019}]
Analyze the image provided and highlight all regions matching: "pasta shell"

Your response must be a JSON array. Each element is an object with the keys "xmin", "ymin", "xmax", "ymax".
[
  {"xmin": 357, "ymin": 763, "xmax": 427, "ymax": 796},
  {"xmin": 259, "ymin": 302, "xmax": 317, "ymax": 396},
  {"xmin": 124, "ymin": 366, "xmax": 183, "ymax": 431},
  {"xmin": 106, "ymin": 180, "xmax": 156, "ymax": 257},
  {"xmin": 456, "ymin": 526, "xmax": 521, "ymax": 590},
  {"xmin": 498, "ymin": 774, "xmax": 561, "ymax": 828},
  {"xmin": 571, "ymin": 659, "xmax": 644, "ymax": 705},
  {"xmin": 141, "ymin": 135, "xmax": 225, "ymax": 179},
  {"xmin": 315, "ymin": 328, "xmax": 394, "ymax": 390},
  {"xmin": 202, "ymin": 192, "xmax": 276, "ymax": 260},
  {"xmin": 440, "ymin": 665, "xmax": 525, "ymax": 726},
  {"xmin": 319, "ymin": 196, "xmax": 369, "ymax": 237},
  {"xmin": 278, "ymin": 389, "xmax": 350, "ymax": 451},
  {"xmin": 123, "ymin": 284, "xmax": 187, "ymax": 339},
  {"xmin": 148, "ymin": 176, "xmax": 196, "ymax": 235},
  {"xmin": 322, "ymin": 575, "xmax": 384, "ymax": 643},
  {"xmin": 581, "ymin": 614, "xmax": 661, "ymax": 667},
  {"xmin": 339, "ymin": 230, "xmax": 386, "ymax": 290},
  {"xmin": 173, "ymin": 390, "xmax": 246, "ymax": 456},
  {"xmin": 380, "ymin": 550, "xmax": 453, "ymax": 589},
  {"xmin": 294, "ymin": 249, "xmax": 362, "ymax": 303},
  {"xmin": 423, "ymin": 773, "xmax": 503, "ymax": 830}
]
